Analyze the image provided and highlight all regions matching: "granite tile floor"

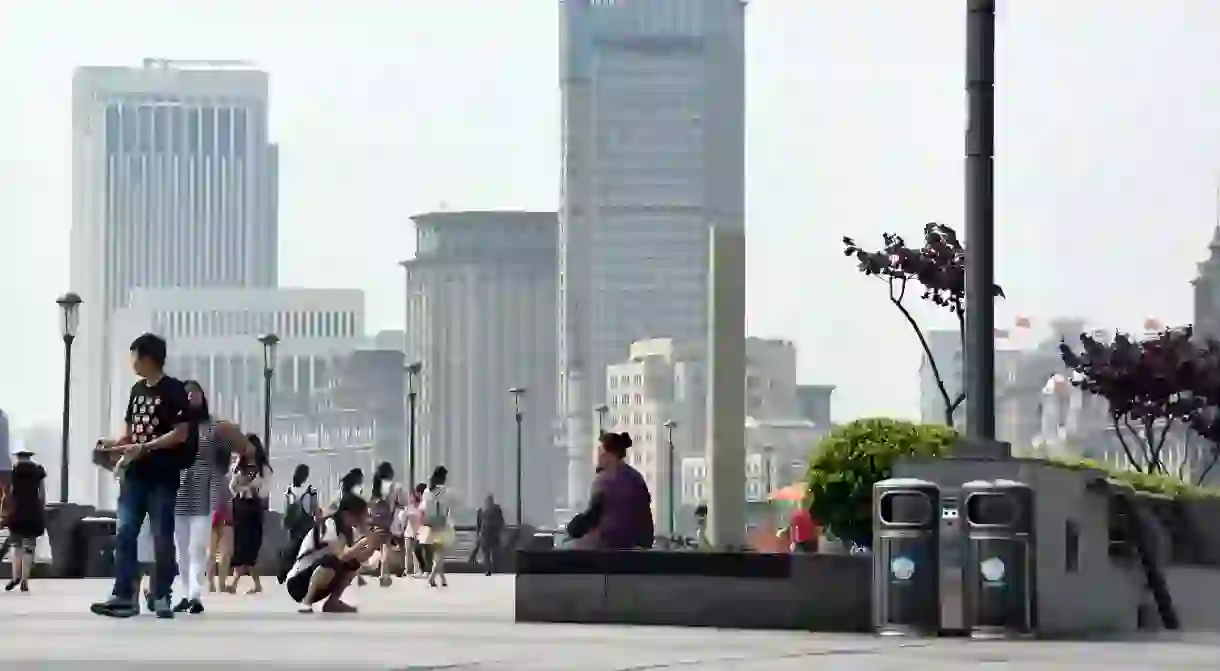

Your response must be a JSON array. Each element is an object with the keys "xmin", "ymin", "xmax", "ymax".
[{"xmin": 0, "ymin": 577, "xmax": 1215, "ymax": 669}]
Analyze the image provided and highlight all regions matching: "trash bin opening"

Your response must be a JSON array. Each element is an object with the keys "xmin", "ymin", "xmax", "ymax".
[
  {"xmin": 878, "ymin": 491, "xmax": 933, "ymax": 526},
  {"xmin": 964, "ymin": 493, "xmax": 1018, "ymax": 527}
]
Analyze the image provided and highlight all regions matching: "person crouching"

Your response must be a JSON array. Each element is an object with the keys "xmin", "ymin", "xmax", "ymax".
[{"xmin": 285, "ymin": 493, "xmax": 383, "ymax": 614}]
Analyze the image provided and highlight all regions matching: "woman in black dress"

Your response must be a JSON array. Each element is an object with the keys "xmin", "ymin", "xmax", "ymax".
[
  {"xmin": 227, "ymin": 434, "xmax": 270, "ymax": 595},
  {"xmin": 5, "ymin": 449, "xmax": 46, "ymax": 592}
]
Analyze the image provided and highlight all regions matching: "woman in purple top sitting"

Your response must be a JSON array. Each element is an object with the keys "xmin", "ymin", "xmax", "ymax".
[{"xmin": 566, "ymin": 432, "xmax": 654, "ymax": 550}]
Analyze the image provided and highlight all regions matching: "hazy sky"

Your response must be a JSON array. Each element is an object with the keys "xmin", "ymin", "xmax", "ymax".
[{"xmin": 1, "ymin": 0, "xmax": 1218, "ymax": 429}]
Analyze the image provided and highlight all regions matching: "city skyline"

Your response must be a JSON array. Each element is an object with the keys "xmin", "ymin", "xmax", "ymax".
[{"xmin": 2, "ymin": 1, "xmax": 1218, "ymax": 431}]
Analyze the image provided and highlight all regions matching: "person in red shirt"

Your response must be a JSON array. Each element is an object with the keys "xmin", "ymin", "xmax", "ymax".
[{"xmin": 788, "ymin": 507, "xmax": 817, "ymax": 553}]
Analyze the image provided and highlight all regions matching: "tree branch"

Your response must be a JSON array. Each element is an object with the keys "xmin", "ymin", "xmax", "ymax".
[
  {"xmin": 1151, "ymin": 417, "xmax": 1173, "ymax": 475},
  {"xmin": 889, "ymin": 277, "xmax": 956, "ymax": 427},
  {"xmin": 1197, "ymin": 445, "xmax": 1220, "ymax": 486},
  {"xmin": 1113, "ymin": 418, "xmax": 1144, "ymax": 473},
  {"xmin": 1140, "ymin": 416, "xmax": 1167, "ymax": 474}
]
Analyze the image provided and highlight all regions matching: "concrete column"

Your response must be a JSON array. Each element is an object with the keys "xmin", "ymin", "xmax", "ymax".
[
  {"xmin": 704, "ymin": 226, "xmax": 746, "ymax": 549},
  {"xmin": 565, "ymin": 369, "xmax": 589, "ymax": 509}
]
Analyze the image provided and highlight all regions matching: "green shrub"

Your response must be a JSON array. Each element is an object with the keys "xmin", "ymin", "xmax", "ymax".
[
  {"xmin": 1042, "ymin": 455, "xmax": 1220, "ymax": 500},
  {"xmin": 805, "ymin": 418, "xmax": 957, "ymax": 547}
]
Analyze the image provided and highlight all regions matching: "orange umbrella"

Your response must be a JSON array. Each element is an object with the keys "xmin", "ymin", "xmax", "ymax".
[{"xmin": 768, "ymin": 482, "xmax": 808, "ymax": 503}]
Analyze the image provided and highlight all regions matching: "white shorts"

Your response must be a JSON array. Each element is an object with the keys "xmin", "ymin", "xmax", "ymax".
[{"xmin": 137, "ymin": 519, "xmax": 155, "ymax": 564}]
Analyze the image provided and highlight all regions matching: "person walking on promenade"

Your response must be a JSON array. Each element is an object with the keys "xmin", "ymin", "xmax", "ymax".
[
  {"xmin": 0, "ymin": 410, "xmax": 12, "ymax": 542},
  {"xmin": 208, "ymin": 450, "xmax": 237, "ymax": 593},
  {"xmin": 405, "ymin": 482, "xmax": 430, "ymax": 576},
  {"xmin": 91, "ymin": 333, "xmax": 193, "ymax": 619},
  {"xmin": 420, "ymin": 466, "xmax": 453, "ymax": 588},
  {"xmin": 227, "ymin": 434, "xmax": 270, "ymax": 595},
  {"xmin": 280, "ymin": 464, "xmax": 321, "ymax": 577},
  {"xmin": 369, "ymin": 462, "xmax": 407, "ymax": 586},
  {"xmin": 174, "ymin": 381, "xmax": 250, "ymax": 613},
  {"xmin": 4, "ymin": 448, "xmax": 45, "ymax": 593},
  {"xmin": 470, "ymin": 494, "xmax": 504, "ymax": 576},
  {"xmin": 332, "ymin": 468, "xmax": 364, "ymax": 509}
]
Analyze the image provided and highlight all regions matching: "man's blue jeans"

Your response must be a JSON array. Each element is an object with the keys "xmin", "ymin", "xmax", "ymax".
[{"xmin": 112, "ymin": 475, "xmax": 178, "ymax": 602}]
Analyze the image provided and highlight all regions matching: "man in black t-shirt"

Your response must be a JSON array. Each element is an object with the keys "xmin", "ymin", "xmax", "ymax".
[{"xmin": 90, "ymin": 333, "xmax": 191, "ymax": 619}]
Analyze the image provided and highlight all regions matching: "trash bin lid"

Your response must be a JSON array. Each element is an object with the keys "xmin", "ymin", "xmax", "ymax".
[{"xmin": 876, "ymin": 477, "xmax": 936, "ymax": 487}]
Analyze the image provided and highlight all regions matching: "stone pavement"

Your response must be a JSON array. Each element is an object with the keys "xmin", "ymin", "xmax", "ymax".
[{"xmin": 0, "ymin": 577, "xmax": 1217, "ymax": 669}]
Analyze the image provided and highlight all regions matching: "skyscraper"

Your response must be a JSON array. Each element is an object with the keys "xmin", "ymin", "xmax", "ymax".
[
  {"xmin": 403, "ymin": 211, "xmax": 558, "ymax": 524},
  {"xmin": 557, "ymin": 0, "xmax": 746, "ymax": 507},
  {"xmin": 70, "ymin": 59, "xmax": 277, "ymax": 504}
]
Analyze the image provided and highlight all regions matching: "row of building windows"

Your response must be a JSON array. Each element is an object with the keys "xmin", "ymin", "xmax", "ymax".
[
  {"xmin": 104, "ymin": 102, "xmax": 265, "ymax": 156},
  {"xmin": 152, "ymin": 309, "xmax": 358, "ymax": 340},
  {"xmin": 609, "ymin": 373, "xmax": 645, "ymax": 389}
]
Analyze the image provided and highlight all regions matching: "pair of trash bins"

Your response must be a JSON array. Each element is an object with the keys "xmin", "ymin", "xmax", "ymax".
[{"xmin": 872, "ymin": 477, "xmax": 1034, "ymax": 638}]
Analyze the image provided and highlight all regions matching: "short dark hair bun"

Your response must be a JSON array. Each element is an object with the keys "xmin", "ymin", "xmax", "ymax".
[{"xmin": 620, "ymin": 432, "xmax": 633, "ymax": 448}]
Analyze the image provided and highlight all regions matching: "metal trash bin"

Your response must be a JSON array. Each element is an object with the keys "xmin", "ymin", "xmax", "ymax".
[
  {"xmin": 872, "ymin": 478, "xmax": 941, "ymax": 636},
  {"xmin": 73, "ymin": 517, "xmax": 118, "ymax": 578},
  {"xmin": 962, "ymin": 479, "xmax": 1035, "ymax": 638}
]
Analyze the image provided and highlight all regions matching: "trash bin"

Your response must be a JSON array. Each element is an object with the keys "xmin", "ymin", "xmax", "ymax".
[
  {"xmin": 962, "ymin": 479, "xmax": 1035, "ymax": 638},
  {"xmin": 872, "ymin": 478, "xmax": 941, "ymax": 636},
  {"xmin": 73, "ymin": 517, "xmax": 118, "ymax": 578}
]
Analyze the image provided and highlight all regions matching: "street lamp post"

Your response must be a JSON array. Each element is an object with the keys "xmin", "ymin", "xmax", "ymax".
[
  {"xmin": 594, "ymin": 404, "xmax": 609, "ymax": 436},
  {"xmin": 56, "ymin": 292, "xmax": 82, "ymax": 504},
  {"xmin": 663, "ymin": 419, "xmax": 677, "ymax": 539},
  {"xmin": 965, "ymin": 0, "xmax": 997, "ymax": 440},
  {"xmin": 509, "ymin": 387, "xmax": 526, "ymax": 526},
  {"xmin": 762, "ymin": 444, "xmax": 775, "ymax": 497},
  {"xmin": 257, "ymin": 333, "xmax": 280, "ymax": 457},
  {"xmin": 405, "ymin": 362, "xmax": 422, "ymax": 487}
]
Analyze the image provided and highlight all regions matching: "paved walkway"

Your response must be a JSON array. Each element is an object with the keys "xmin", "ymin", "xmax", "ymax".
[{"xmin": 0, "ymin": 577, "xmax": 1217, "ymax": 669}]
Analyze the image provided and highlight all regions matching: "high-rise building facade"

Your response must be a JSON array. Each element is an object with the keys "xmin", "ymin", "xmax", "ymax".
[
  {"xmin": 558, "ymin": 0, "xmax": 746, "ymax": 509},
  {"xmin": 70, "ymin": 60, "xmax": 277, "ymax": 504},
  {"xmin": 403, "ymin": 211, "xmax": 559, "ymax": 524}
]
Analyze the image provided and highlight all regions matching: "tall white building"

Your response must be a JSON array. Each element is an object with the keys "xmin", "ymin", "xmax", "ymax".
[
  {"xmin": 557, "ymin": 0, "xmax": 747, "ymax": 508},
  {"xmin": 403, "ymin": 211, "xmax": 558, "ymax": 525},
  {"xmin": 99, "ymin": 288, "xmax": 362, "ymax": 505},
  {"xmin": 71, "ymin": 60, "xmax": 277, "ymax": 504}
]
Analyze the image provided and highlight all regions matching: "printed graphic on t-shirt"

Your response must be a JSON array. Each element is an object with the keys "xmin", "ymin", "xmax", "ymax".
[{"xmin": 130, "ymin": 395, "xmax": 164, "ymax": 444}]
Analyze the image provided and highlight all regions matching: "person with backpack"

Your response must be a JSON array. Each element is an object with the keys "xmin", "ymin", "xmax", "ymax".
[
  {"xmin": 278, "ymin": 464, "xmax": 320, "ymax": 583},
  {"xmin": 172, "ymin": 381, "xmax": 251, "ymax": 614},
  {"xmin": 90, "ymin": 334, "xmax": 194, "ymax": 619},
  {"xmin": 368, "ymin": 462, "xmax": 408, "ymax": 587},
  {"xmin": 285, "ymin": 493, "xmax": 382, "ymax": 614},
  {"xmin": 419, "ymin": 466, "xmax": 453, "ymax": 588},
  {"xmin": 283, "ymin": 465, "xmax": 320, "ymax": 535}
]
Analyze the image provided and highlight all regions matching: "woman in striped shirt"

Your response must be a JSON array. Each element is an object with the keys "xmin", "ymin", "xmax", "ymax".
[{"xmin": 175, "ymin": 381, "xmax": 250, "ymax": 614}]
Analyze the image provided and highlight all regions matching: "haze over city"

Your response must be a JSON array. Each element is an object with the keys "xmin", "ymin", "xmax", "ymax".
[{"xmin": 2, "ymin": 0, "xmax": 1217, "ymax": 429}]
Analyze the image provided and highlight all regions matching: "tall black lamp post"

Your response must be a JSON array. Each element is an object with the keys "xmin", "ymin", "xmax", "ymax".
[
  {"xmin": 762, "ymin": 444, "xmax": 775, "ymax": 497},
  {"xmin": 56, "ymin": 292, "xmax": 82, "ymax": 504},
  {"xmin": 405, "ymin": 361, "xmax": 422, "ymax": 486},
  {"xmin": 257, "ymin": 333, "xmax": 280, "ymax": 456},
  {"xmin": 594, "ymin": 404, "xmax": 609, "ymax": 436},
  {"xmin": 965, "ymin": 0, "xmax": 997, "ymax": 441},
  {"xmin": 509, "ymin": 387, "xmax": 526, "ymax": 525},
  {"xmin": 663, "ymin": 419, "xmax": 677, "ymax": 538}
]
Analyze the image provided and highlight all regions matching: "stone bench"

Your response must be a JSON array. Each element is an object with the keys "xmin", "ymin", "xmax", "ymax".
[{"xmin": 514, "ymin": 550, "xmax": 871, "ymax": 632}]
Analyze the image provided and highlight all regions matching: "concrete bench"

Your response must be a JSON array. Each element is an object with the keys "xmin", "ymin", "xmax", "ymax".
[{"xmin": 515, "ymin": 550, "xmax": 871, "ymax": 631}]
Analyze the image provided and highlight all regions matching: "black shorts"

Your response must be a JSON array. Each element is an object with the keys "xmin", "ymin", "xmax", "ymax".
[{"xmin": 286, "ymin": 554, "xmax": 356, "ymax": 604}]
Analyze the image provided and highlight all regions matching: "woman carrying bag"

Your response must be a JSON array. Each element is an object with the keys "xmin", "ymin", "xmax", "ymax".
[{"xmin": 418, "ymin": 466, "xmax": 453, "ymax": 588}]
